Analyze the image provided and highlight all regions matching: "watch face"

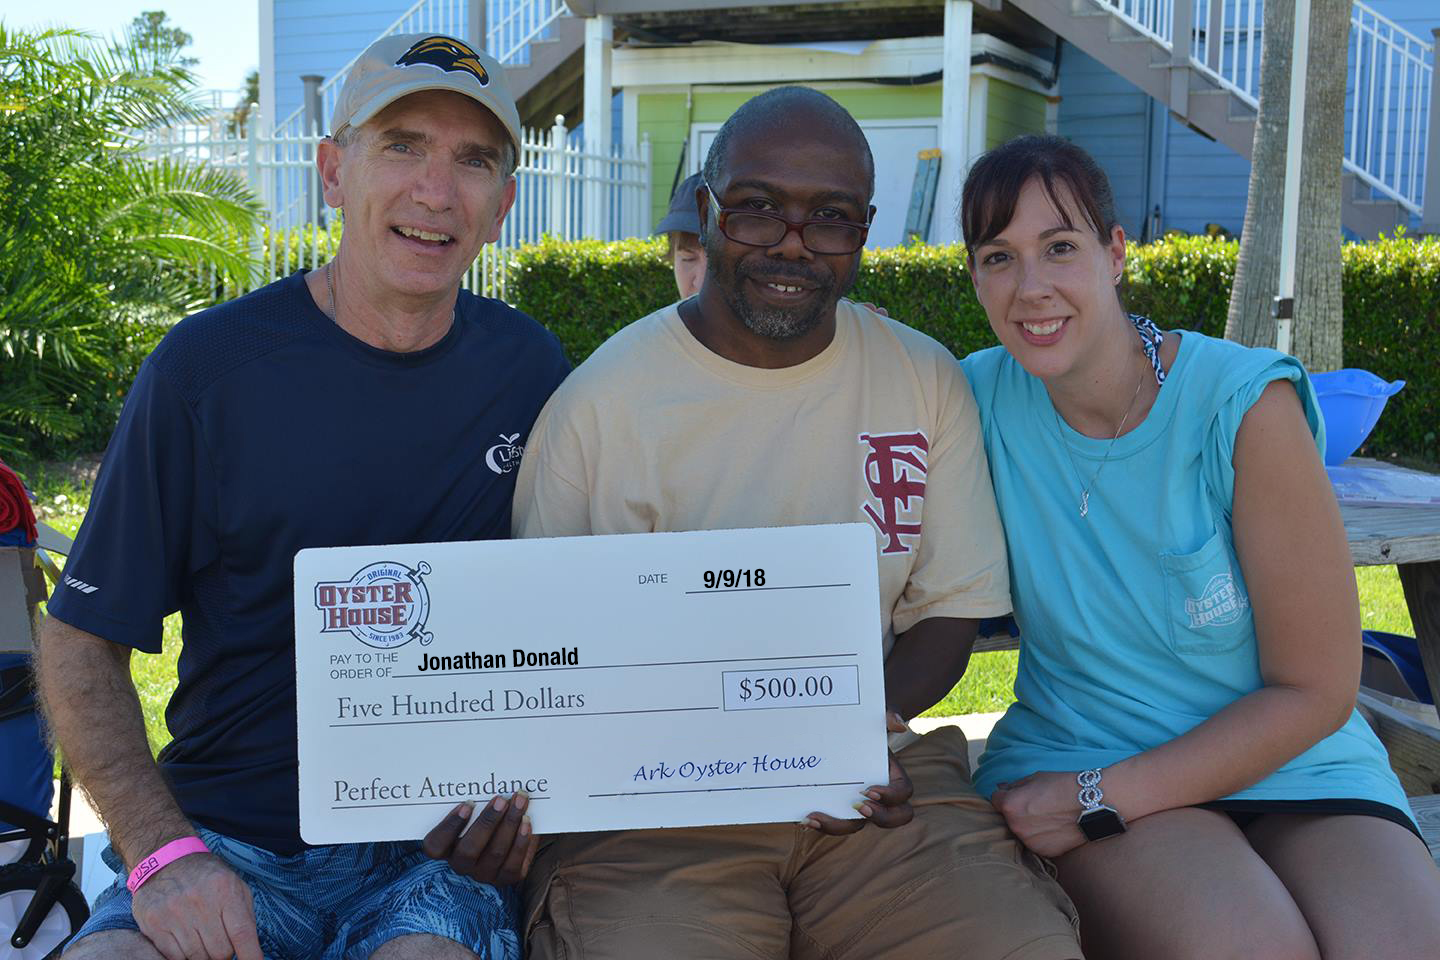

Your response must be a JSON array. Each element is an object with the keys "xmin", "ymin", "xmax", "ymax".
[{"xmin": 1078, "ymin": 805, "xmax": 1127, "ymax": 841}]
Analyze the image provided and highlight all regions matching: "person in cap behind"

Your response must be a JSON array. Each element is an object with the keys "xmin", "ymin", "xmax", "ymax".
[
  {"xmin": 656, "ymin": 172, "xmax": 707, "ymax": 299},
  {"xmin": 41, "ymin": 33, "xmax": 565, "ymax": 960}
]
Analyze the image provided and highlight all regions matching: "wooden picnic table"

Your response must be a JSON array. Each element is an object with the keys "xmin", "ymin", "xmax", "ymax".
[
  {"xmin": 1338, "ymin": 460, "xmax": 1440, "ymax": 827},
  {"xmin": 1339, "ymin": 465, "xmax": 1440, "ymax": 728}
]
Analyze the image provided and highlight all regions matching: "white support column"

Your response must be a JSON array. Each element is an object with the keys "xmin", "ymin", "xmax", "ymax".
[
  {"xmin": 584, "ymin": 15, "xmax": 614, "ymax": 239},
  {"xmin": 968, "ymin": 73, "xmax": 989, "ymax": 166},
  {"xmin": 933, "ymin": 0, "xmax": 972, "ymax": 246}
]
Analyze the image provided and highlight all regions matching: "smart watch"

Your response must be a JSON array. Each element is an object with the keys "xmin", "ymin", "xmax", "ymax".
[{"xmin": 1076, "ymin": 768, "xmax": 1127, "ymax": 842}]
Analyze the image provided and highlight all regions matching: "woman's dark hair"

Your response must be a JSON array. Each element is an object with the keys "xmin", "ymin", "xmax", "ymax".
[{"xmin": 960, "ymin": 135, "xmax": 1120, "ymax": 258}]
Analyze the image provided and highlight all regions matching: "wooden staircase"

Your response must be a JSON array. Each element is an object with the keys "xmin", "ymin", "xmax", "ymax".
[{"xmin": 504, "ymin": 14, "xmax": 589, "ymax": 128}]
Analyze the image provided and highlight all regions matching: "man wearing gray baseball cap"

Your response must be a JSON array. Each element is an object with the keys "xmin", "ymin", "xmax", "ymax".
[
  {"xmin": 655, "ymin": 172, "xmax": 707, "ymax": 299},
  {"xmin": 44, "ymin": 33, "xmax": 563, "ymax": 960}
]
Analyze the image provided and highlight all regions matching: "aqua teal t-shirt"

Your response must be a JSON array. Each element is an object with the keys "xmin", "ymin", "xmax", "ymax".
[{"xmin": 961, "ymin": 333, "xmax": 1410, "ymax": 820}]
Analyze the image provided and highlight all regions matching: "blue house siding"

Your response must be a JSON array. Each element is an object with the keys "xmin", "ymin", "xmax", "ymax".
[
  {"xmin": 1161, "ymin": 122, "xmax": 1250, "ymax": 236},
  {"xmin": 1056, "ymin": 43, "xmax": 1153, "ymax": 239},
  {"xmin": 1057, "ymin": 44, "xmax": 1251, "ymax": 240},
  {"xmin": 273, "ymin": 1, "xmax": 414, "ymax": 126},
  {"xmin": 269, "ymin": 1, "xmax": 546, "ymax": 130},
  {"xmin": 1376, "ymin": 0, "xmax": 1437, "ymax": 39}
]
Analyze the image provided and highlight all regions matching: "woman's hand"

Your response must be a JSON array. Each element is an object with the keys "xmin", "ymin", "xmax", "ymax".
[{"xmin": 990, "ymin": 772, "xmax": 1088, "ymax": 858}]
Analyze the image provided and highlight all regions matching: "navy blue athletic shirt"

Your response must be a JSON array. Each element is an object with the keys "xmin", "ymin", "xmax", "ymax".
[{"xmin": 48, "ymin": 271, "xmax": 569, "ymax": 854}]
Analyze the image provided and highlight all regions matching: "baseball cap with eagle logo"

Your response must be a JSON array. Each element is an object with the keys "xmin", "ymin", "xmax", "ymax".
[
  {"xmin": 396, "ymin": 36, "xmax": 490, "ymax": 85},
  {"xmin": 329, "ymin": 33, "xmax": 521, "ymax": 159}
]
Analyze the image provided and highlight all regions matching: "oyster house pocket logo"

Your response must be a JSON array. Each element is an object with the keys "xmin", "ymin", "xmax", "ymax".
[
  {"xmin": 1185, "ymin": 571, "xmax": 1249, "ymax": 629},
  {"xmin": 315, "ymin": 561, "xmax": 434, "ymax": 649}
]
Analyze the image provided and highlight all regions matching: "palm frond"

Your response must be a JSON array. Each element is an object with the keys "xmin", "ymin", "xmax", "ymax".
[{"xmin": 0, "ymin": 23, "xmax": 264, "ymax": 456}]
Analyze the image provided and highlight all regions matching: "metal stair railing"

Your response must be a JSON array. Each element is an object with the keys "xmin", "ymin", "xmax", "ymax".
[
  {"xmin": 1080, "ymin": 0, "xmax": 1432, "ymax": 215},
  {"xmin": 1190, "ymin": 0, "xmax": 1263, "ymax": 104},
  {"xmin": 488, "ymin": 0, "xmax": 569, "ymax": 67},
  {"xmin": 1088, "ymin": 0, "xmax": 1175, "ymax": 46},
  {"xmin": 1346, "ymin": 5, "xmax": 1431, "ymax": 213}
]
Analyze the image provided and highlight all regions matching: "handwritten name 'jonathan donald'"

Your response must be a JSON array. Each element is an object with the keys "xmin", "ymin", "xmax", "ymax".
[{"xmin": 417, "ymin": 647, "xmax": 579, "ymax": 672}]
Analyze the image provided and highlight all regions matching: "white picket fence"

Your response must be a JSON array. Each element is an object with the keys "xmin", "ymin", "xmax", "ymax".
[
  {"xmin": 135, "ymin": 110, "xmax": 650, "ymax": 300},
  {"xmin": 1096, "ymin": 0, "xmax": 1434, "ymax": 215}
]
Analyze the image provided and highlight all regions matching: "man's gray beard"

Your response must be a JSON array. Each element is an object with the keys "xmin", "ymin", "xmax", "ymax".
[{"xmin": 725, "ymin": 287, "xmax": 830, "ymax": 341}]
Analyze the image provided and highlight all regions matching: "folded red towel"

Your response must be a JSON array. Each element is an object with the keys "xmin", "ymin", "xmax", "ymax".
[{"xmin": 0, "ymin": 459, "xmax": 38, "ymax": 544}]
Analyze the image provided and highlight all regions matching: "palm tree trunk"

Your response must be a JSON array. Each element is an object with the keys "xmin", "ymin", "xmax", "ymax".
[{"xmin": 1225, "ymin": 0, "xmax": 1351, "ymax": 372}]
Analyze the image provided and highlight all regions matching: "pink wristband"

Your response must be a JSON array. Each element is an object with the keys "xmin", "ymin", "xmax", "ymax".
[{"xmin": 127, "ymin": 837, "xmax": 210, "ymax": 894}]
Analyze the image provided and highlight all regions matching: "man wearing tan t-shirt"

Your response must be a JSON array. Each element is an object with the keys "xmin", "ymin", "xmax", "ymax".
[{"xmin": 512, "ymin": 87, "xmax": 1083, "ymax": 960}]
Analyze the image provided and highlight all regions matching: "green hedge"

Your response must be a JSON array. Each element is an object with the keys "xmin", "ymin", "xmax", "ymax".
[
  {"xmin": 506, "ymin": 234, "xmax": 1440, "ymax": 462},
  {"xmin": 1341, "ymin": 238, "xmax": 1440, "ymax": 461},
  {"xmin": 504, "ymin": 236, "xmax": 675, "ymax": 361},
  {"xmin": 18, "ymin": 233, "xmax": 1435, "ymax": 465}
]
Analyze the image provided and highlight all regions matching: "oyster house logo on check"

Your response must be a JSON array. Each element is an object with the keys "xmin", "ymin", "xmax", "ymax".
[{"xmin": 315, "ymin": 561, "xmax": 435, "ymax": 650}]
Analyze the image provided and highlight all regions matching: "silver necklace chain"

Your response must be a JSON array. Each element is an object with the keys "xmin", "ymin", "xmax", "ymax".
[{"xmin": 1054, "ymin": 359, "xmax": 1148, "ymax": 519}]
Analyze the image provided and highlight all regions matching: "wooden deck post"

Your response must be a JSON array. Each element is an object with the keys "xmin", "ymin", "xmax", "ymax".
[
  {"xmin": 1398, "ymin": 561, "xmax": 1440, "ymax": 727},
  {"xmin": 1206, "ymin": 0, "xmax": 1225, "ymax": 73},
  {"xmin": 1170, "ymin": 0, "xmax": 1195, "ymax": 118}
]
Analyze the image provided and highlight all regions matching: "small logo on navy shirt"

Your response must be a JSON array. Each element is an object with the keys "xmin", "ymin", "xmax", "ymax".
[
  {"xmin": 486, "ymin": 433, "xmax": 523, "ymax": 475},
  {"xmin": 314, "ymin": 561, "xmax": 435, "ymax": 649}
]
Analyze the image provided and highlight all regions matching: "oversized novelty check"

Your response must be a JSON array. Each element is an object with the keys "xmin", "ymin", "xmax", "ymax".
[{"xmin": 294, "ymin": 523, "xmax": 890, "ymax": 844}]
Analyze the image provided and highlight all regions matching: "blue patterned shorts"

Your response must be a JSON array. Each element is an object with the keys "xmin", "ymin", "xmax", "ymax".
[{"xmin": 69, "ymin": 827, "xmax": 521, "ymax": 959}]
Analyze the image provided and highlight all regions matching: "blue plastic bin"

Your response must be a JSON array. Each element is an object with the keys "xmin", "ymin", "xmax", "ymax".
[{"xmin": 1309, "ymin": 369, "xmax": 1404, "ymax": 466}]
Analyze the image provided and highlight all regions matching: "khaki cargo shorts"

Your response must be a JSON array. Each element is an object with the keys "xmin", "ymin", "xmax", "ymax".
[{"xmin": 523, "ymin": 725, "xmax": 1082, "ymax": 959}]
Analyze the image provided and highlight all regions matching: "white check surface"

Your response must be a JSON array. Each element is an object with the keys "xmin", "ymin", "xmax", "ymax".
[{"xmin": 294, "ymin": 523, "xmax": 890, "ymax": 843}]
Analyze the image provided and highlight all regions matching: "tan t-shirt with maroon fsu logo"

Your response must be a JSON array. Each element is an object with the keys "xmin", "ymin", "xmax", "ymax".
[{"xmin": 512, "ymin": 299, "xmax": 1011, "ymax": 656}]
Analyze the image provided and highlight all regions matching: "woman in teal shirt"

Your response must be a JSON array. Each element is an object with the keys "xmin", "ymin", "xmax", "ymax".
[{"xmin": 958, "ymin": 135, "xmax": 1440, "ymax": 959}]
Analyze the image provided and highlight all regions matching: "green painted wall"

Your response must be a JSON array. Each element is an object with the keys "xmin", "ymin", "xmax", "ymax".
[
  {"xmin": 638, "ymin": 85, "xmax": 943, "ymax": 230},
  {"xmin": 985, "ymin": 78, "xmax": 1047, "ymax": 150},
  {"xmin": 636, "ymin": 93, "xmax": 693, "ymax": 229}
]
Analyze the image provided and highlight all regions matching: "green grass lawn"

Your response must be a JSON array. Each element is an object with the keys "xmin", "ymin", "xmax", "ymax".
[{"xmin": 24, "ymin": 465, "xmax": 1419, "ymax": 742}]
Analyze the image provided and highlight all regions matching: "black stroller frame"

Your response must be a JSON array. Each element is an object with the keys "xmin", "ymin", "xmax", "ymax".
[{"xmin": 0, "ymin": 658, "xmax": 88, "ymax": 955}]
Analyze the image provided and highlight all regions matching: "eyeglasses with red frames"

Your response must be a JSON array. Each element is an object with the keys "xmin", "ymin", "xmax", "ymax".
[{"xmin": 704, "ymin": 183, "xmax": 873, "ymax": 255}]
